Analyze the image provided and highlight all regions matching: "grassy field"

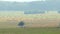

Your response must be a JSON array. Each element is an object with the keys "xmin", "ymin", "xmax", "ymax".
[
  {"xmin": 0, "ymin": 11, "xmax": 60, "ymax": 34},
  {"xmin": 0, "ymin": 27, "xmax": 60, "ymax": 34}
]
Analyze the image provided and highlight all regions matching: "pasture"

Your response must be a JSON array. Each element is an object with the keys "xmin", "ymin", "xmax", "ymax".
[
  {"xmin": 0, "ymin": 11, "xmax": 60, "ymax": 34},
  {"xmin": 0, "ymin": 27, "xmax": 60, "ymax": 34}
]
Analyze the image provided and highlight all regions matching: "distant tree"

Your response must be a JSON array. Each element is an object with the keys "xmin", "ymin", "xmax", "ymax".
[{"xmin": 18, "ymin": 21, "xmax": 24, "ymax": 28}]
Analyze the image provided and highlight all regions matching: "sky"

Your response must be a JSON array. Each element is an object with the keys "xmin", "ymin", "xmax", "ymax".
[{"xmin": 0, "ymin": 0, "xmax": 46, "ymax": 2}]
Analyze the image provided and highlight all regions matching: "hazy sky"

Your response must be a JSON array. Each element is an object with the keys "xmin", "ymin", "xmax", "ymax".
[{"xmin": 0, "ymin": 0, "xmax": 46, "ymax": 2}]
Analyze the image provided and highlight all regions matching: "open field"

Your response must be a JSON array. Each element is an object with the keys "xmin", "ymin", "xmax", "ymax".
[
  {"xmin": 0, "ymin": 11, "xmax": 60, "ymax": 27},
  {"xmin": 0, "ymin": 27, "xmax": 60, "ymax": 34},
  {"xmin": 0, "ymin": 11, "xmax": 60, "ymax": 34}
]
